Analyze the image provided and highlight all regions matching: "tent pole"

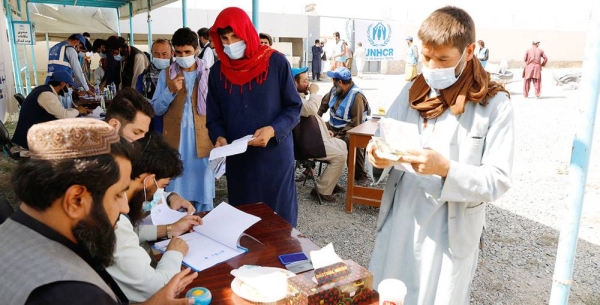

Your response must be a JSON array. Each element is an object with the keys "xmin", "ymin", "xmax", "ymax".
[
  {"xmin": 181, "ymin": 0, "xmax": 187, "ymax": 27},
  {"xmin": 25, "ymin": 1, "xmax": 38, "ymax": 87},
  {"xmin": 252, "ymin": 0, "xmax": 259, "ymax": 30},
  {"xmin": 4, "ymin": 0, "xmax": 23, "ymax": 94},
  {"xmin": 549, "ymin": 2, "xmax": 600, "ymax": 304},
  {"xmin": 117, "ymin": 8, "xmax": 121, "ymax": 36},
  {"xmin": 147, "ymin": 0, "xmax": 152, "ymax": 56},
  {"xmin": 129, "ymin": 2, "xmax": 134, "ymax": 45}
]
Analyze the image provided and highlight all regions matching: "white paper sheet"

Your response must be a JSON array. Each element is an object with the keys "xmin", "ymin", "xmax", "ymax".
[
  {"xmin": 209, "ymin": 157, "xmax": 226, "ymax": 179},
  {"xmin": 150, "ymin": 202, "xmax": 187, "ymax": 225},
  {"xmin": 377, "ymin": 118, "xmax": 422, "ymax": 174},
  {"xmin": 208, "ymin": 135, "xmax": 254, "ymax": 161},
  {"xmin": 194, "ymin": 202, "xmax": 261, "ymax": 250},
  {"xmin": 84, "ymin": 106, "xmax": 104, "ymax": 119}
]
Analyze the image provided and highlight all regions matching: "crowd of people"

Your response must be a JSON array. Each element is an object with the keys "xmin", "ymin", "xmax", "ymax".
[{"xmin": 1, "ymin": 5, "xmax": 521, "ymax": 305}]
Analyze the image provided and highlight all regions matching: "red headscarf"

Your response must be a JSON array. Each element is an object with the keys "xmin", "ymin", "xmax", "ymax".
[{"xmin": 210, "ymin": 7, "xmax": 277, "ymax": 89}]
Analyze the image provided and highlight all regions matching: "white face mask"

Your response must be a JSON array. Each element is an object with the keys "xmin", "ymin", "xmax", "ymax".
[
  {"xmin": 223, "ymin": 40, "xmax": 247, "ymax": 60},
  {"xmin": 176, "ymin": 55, "xmax": 196, "ymax": 68},
  {"xmin": 113, "ymin": 54, "xmax": 123, "ymax": 61},
  {"xmin": 421, "ymin": 49, "xmax": 466, "ymax": 90},
  {"xmin": 153, "ymin": 58, "xmax": 171, "ymax": 70}
]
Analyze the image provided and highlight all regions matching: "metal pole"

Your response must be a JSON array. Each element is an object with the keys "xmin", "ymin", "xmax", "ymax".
[
  {"xmin": 129, "ymin": 2, "xmax": 134, "ymax": 45},
  {"xmin": 26, "ymin": 1, "xmax": 38, "ymax": 86},
  {"xmin": 181, "ymin": 0, "xmax": 187, "ymax": 27},
  {"xmin": 117, "ymin": 8, "xmax": 121, "ymax": 36},
  {"xmin": 549, "ymin": 3, "xmax": 600, "ymax": 304},
  {"xmin": 16, "ymin": 1, "xmax": 31, "ymax": 94},
  {"xmin": 147, "ymin": 0, "xmax": 152, "ymax": 56},
  {"xmin": 4, "ymin": 0, "xmax": 23, "ymax": 94},
  {"xmin": 252, "ymin": 0, "xmax": 259, "ymax": 31}
]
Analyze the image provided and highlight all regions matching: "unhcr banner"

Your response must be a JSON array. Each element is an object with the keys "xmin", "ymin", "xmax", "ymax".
[{"xmin": 354, "ymin": 19, "xmax": 402, "ymax": 61}]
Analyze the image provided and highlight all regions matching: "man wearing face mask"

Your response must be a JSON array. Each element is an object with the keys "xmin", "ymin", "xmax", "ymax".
[
  {"xmin": 106, "ymin": 36, "xmax": 149, "ymax": 90},
  {"xmin": 46, "ymin": 33, "xmax": 94, "ymax": 97},
  {"xmin": 152, "ymin": 27, "xmax": 215, "ymax": 212},
  {"xmin": 367, "ymin": 7, "xmax": 514, "ymax": 304},
  {"xmin": 317, "ymin": 67, "xmax": 371, "ymax": 186},
  {"xmin": 12, "ymin": 71, "xmax": 91, "ymax": 150},
  {"xmin": 206, "ymin": 7, "xmax": 302, "ymax": 227},
  {"xmin": 107, "ymin": 131, "xmax": 202, "ymax": 302},
  {"xmin": 197, "ymin": 28, "xmax": 217, "ymax": 69}
]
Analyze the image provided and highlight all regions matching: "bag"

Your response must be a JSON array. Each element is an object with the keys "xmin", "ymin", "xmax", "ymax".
[
  {"xmin": 321, "ymin": 52, "xmax": 326, "ymax": 61},
  {"xmin": 292, "ymin": 115, "xmax": 326, "ymax": 160}
]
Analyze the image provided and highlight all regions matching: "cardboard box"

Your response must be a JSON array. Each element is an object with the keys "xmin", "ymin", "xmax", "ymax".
[{"xmin": 287, "ymin": 260, "xmax": 376, "ymax": 305}]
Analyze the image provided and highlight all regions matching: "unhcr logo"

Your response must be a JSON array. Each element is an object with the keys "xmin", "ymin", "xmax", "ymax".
[{"xmin": 367, "ymin": 22, "xmax": 392, "ymax": 47}]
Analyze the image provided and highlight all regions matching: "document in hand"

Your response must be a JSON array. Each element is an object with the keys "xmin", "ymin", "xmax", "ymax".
[
  {"xmin": 153, "ymin": 202, "xmax": 261, "ymax": 272},
  {"xmin": 377, "ymin": 118, "xmax": 421, "ymax": 174},
  {"xmin": 208, "ymin": 135, "xmax": 254, "ymax": 161}
]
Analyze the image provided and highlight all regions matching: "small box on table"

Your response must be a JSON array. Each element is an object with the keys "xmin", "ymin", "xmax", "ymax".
[{"xmin": 287, "ymin": 260, "xmax": 376, "ymax": 305}]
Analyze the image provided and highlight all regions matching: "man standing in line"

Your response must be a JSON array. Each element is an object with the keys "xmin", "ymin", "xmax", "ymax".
[
  {"xmin": 344, "ymin": 41, "xmax": 354, "ymax": 70},
  {"xmin": 206, "ymin": 7, "xmax": 302, "ymax": 226},
  {"xmin": 197, "ymin": 27, "xmax": 216, "ymax": 69},
  {"xmin": 405, "ymin": 35, "xmax": 419, "ymax": 81},
  {"xmin": 311, "ymin": 39, "xmax": 323, "ymax": 81},
  {"xmin": 46, "ymin": 33, "xmax": 94, "ymax": 96},
  {"xmin": 354, "ymin": 42, "xmax": 366, "ymax": 78},
  {"xmin": 331, "ymin": 32, "xmax": 347, "ymax": 70},
  {"xmin": 523, "ymin": 40, "xmax": 548, "ymax": 99}
]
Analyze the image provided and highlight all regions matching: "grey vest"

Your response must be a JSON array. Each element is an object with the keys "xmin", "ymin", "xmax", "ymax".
[{"xmin": 0, "ymin": 218, "xmax": 118, "ymax": 305}]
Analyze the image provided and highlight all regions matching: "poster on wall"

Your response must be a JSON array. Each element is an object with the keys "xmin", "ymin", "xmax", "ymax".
[
  {"xmin": 12, "ymin": 21, "xmax": 35, "ymax": 45},
  {"xmin": 354, "ymin": 19, "xmax": 401, "ymax": 61}
]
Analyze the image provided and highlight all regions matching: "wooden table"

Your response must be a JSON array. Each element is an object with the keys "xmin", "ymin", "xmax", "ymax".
[
  {"xmin": 180, "ymin": 203, "xmax": 321, "ymax": 304},
  {"xmin": 346, "ymin": 119, "xmax": 384, "ymax": 213}
]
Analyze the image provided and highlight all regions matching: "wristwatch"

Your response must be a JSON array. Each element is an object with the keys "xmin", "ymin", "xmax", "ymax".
[{"xmin": 166, "ymin": 224, "xmax": 173, "ymax": 239}]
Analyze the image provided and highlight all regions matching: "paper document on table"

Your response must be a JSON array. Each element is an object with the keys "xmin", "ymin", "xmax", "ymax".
[
  {"xmin": 85, "ymin": 106, "xmax": 104, "ymax": 119},
  {"xmin": 209, "ymin": 135, "xmax": 254, "ymax": 160},
  {"xmin": 153, "ymin": 202, "xmax": 261, "ymax": 272},
  {"xmin": 377, "ymin": 118, "xmax": 421, "ymax": 173},
  {"xmin": 209, "ymin": 157, "xmax": 226, "ymax": 179}
]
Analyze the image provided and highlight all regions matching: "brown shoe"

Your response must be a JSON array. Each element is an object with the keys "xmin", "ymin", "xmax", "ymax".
[
  {"xmin": 310, "ymin": 188, "xmax": 336, "ymax": 202},
  {"xmin": 332, "ymin": 184, "xmax": 346, "ymax": 194}
]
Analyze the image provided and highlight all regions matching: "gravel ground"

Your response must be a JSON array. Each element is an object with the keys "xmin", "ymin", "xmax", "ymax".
[{"xmin": 217, "ymin": 69, "xmax": 600, "ymax": 304}]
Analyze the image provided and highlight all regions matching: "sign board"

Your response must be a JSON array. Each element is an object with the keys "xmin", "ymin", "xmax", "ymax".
[
  {"xmin": 12, "ymin": 21, "xmax": 35, "ymax": 45},
  {"xmin": 354, "ymin": 19, "xmax": 401, "ymax": 61}
]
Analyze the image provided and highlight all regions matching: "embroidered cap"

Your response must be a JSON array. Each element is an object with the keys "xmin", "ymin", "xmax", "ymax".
[
  {"xmin": 27, "ymin": 118, "xmax": 120, "ymax": 160},
  {"xmin": 291, "ymin": 67, "xmax": 309, "ymax": 78},
  {"xmin": 327, "ymin": 67, "xmax": 352, "ymax": 81}
]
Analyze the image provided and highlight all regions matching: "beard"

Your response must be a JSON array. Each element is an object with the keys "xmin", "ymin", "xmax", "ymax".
[
  {"xmin": 334, "ymin": 85, "xmax": 344, "ymax": 96},
  {"xmin": 72, "ymin": 198, "xmax": 117, "ymax": 268},
  {"xmin": 127, "ymin": 189, "xmax": 147, "ymax": 225}
]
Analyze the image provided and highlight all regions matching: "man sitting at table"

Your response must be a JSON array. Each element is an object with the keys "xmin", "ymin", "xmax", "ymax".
[
  {"xmin": 12, "ymin": 70, "xmax": 90, "ymax": 150},
  {"xmin": 105, "ymin": 88, "xmax": 155, "ymax": 142},
  {"xmin": 292, "ymin": 67, "xmax": 347, "ymax": 202},
  {"xmin": 0, "ymin": 118, "xmax": 198, "ymax": 304},
  {"xmin": 107, "ymin": 131, "xmax": 202, "ymax": 302},
  {"xmin": 317, "ymin": 67, "xmax": 371, "ymax": 186}
]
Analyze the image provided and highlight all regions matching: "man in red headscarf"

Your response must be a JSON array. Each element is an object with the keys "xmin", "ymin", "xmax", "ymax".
[{"xmin": 206, "ymin": 7, "xmax": 302, "ymax": 226}]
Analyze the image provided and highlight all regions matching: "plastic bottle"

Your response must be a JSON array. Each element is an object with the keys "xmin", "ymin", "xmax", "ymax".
[
  {"xmin": 110, "ymin": 82, "xmax": 116, "ymax": 98},
  {"xmin": 94, "ymin": 85, "xmax": 100, "ymax": 101},
  {"xmin": 100, "ymin": 95, "xmax": 106, "ymax": 111}
]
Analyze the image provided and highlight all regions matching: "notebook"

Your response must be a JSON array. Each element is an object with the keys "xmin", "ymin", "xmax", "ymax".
[{"xmin": 153, "ymin": 202, "xmax": 261, "ymax": 272}]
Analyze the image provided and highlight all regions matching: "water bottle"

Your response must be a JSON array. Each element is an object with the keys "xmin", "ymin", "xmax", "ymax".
[
  {"xmin": 104, "ymin": 87, "xmax": 110, "ymax": 102},
  {"xmin": 110, "ymin": 82, "xmax": 116, "ymax": 98},
  {"xmin": 100, "ymin": 95, "xmax": 106, "ymax": 111}
]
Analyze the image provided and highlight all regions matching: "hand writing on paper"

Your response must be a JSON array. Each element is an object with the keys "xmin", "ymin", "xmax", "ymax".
[
  {"xmin": 367, "ymin": 142, "xmax": 396, "ymax": 169},
  {"xmin": 168, "ymin": 73, "xmax": 185, "ymax": 94},
  {"xmin": 143, "ymin": 268, "xmax": 198, "ymax": 305},
  {"xmin": 215, "ymin": 136, "xmax": 228, "ymax": 148},
  {"xmin": 166, "ymin": 236, "xmax": 189, "ymax": 256},
  {"xmin": 168, "ymin": 193, "xmax": 196, "ymax": 214},
  {"xmin": 401, "ymin": 148, "xmax": 450, "ymax": 177},
  {"xmin": 172, "ymin": 215, "xmax": 203, "ymax": 237},
  {"xmin": 248, "ymin": 126, "xmax": 275, "ymax": 147}
]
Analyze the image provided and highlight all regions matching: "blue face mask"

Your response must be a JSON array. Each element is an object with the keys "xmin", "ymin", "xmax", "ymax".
[
  {"xmin": 142, "ymin": 177, "xmax": 165, "ymax": 212},
  {"xmin": 152, "ymin": 58, "xmax": 171, "ymax": 70},
  {"xmin": 114, "ymin": 54, "xmax": 123, "ymax": 61}
]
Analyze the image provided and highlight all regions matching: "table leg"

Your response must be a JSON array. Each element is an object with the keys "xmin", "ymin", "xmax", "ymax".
[{"xmin": 346, "ymin": 134, "xmax": 356, "ymax": 213}]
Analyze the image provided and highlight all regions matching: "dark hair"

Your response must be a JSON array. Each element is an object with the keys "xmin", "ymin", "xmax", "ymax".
[
  {"xmin": 68, "ymin": 34, "xmax": 81, "ymax": 41},
  {"xmin": 48, "ymin": 81, "xmax": 62, "ymax": 87},
  {"xmin": 216, "ymin": 26, "xmax": 234, "ymax": 36},
  {"xmin": 106, "ymin": 36, "xmax": 127, "ymax": 51},
  {"xmin": 12, "ymin": 138, "xmax": 137, "ymax": 211},
  {"xmin": 131, "ymin": 131, "xmax": 183, "ymax": 180},
  {"xmin": 478, "ymin": 40, "xmax": 485, "ymax": 47},
  {"xmin": 333, "ymin": 32, "xmax": 340, "ymax": 38},
  {"xmin": 105, "ymin": 88, "xmax": 155, "ymax": 125},
  {"xmin": 83, "ymin": 32, "xmax": 90, "ymax": 38},
  {"xmin": 315, "ymin": 39, "xmax": 320, "ymax": 44},
  {"xmin": 92, "ymin": 39, "xmax": 106, "ymax": 53},
  {"xmin": 334, "ymin": 78, "xmax": 352, "ymax": 85},
  {"xmin": 259, "ymin": 33, "xmax": 273, "ymax": 46},
  {"xmin": 172, "ymin": 27, "xmax": 199, "ymax": 49},
  {"xmin": 418, "ymin": 6, "xmax": 475, "ymax": 51},
  {"xmin": 197, "ymin": 27, "xmax": 210, "ymax": 40}
]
